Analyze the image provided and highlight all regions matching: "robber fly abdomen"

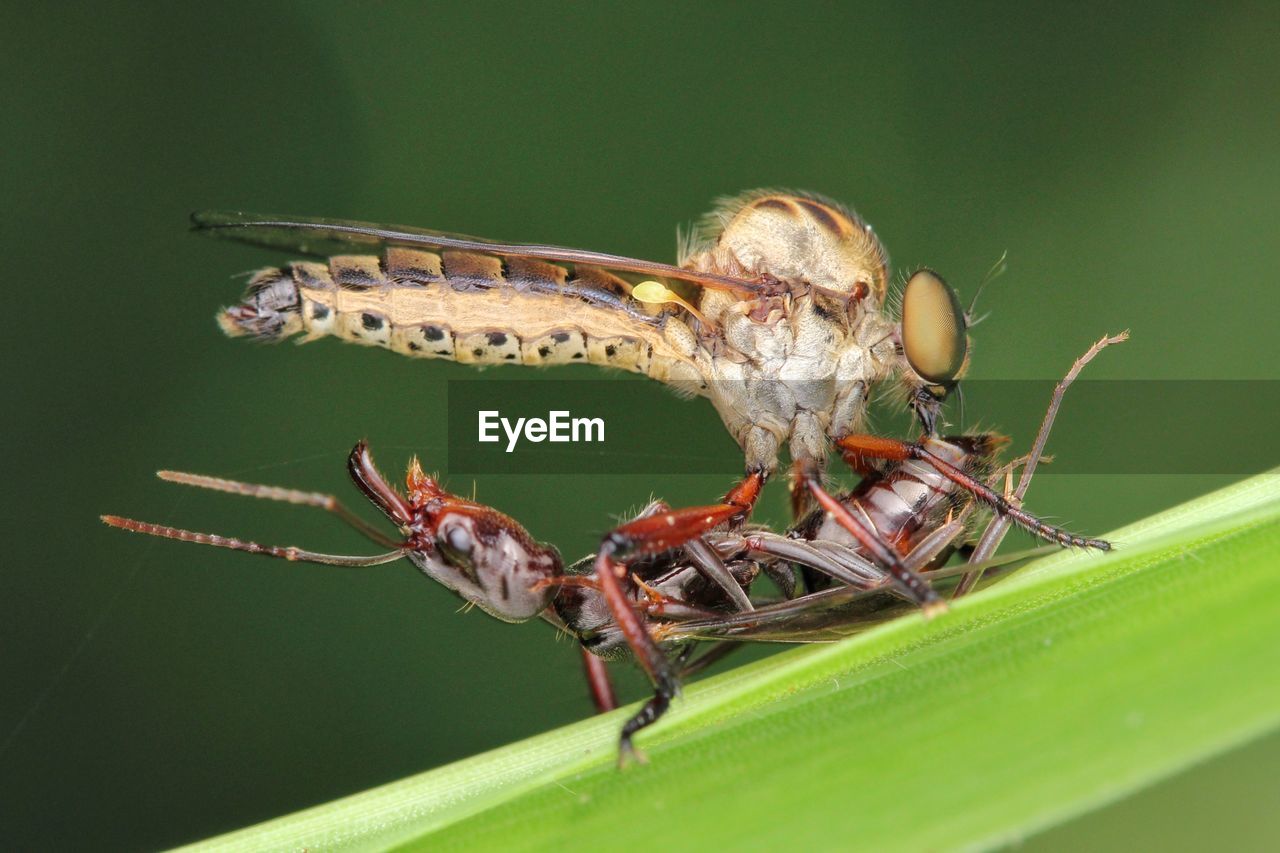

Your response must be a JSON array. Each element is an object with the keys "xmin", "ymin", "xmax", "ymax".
[{"xmin": 222, "ymin": 250, "xmax": 706, "ymax": 386}]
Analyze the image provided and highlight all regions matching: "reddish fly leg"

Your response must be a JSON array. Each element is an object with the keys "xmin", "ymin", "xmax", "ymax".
[{"xmin": 593, "ymin": 471, "xmax": 765, "ymax": 764}]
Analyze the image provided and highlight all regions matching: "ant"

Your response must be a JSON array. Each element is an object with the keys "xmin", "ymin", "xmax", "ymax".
[{"xmin": 103, "ymin": 334, "xmax": 1125, "ymax": 764}]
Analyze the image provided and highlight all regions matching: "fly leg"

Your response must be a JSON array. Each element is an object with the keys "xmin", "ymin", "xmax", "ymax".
[
  {"xmin": 952, "ymin": 468, "xmax": 1021, "ymax": 597},
  {"xmin": 552, "ymin": 492, "xmax": 758, "ymax": 725},
  {"xmin": 594, "ymin": 471, "xmax": 765, "ymax": 764}
]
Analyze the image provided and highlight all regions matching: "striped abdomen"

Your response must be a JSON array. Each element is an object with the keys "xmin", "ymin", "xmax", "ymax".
[
  {"xmin": 799, "ymin": 436, "xmax": 997, "ymax": 556},
  {"xmin": 219, "ymin": 248, "xmax": 704, "ymax": 387},
  {"xmin": 848, "ymin": 459, "xmax": 964, "ymax": 555}
]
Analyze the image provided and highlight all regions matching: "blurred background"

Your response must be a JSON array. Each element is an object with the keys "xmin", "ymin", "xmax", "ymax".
[{"xmin": 3, "ymin": 2, "xmax": 1277, "ymax": 849}]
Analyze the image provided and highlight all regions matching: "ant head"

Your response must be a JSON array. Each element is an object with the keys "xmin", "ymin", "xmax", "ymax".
[
  {"xmin": 419, "ymin": 504, "xmax": 562, "ymax": 623},
  {"xmin": 404, "ymin": 456, "xmax": 448, "ymax": 507},
  {"xmin": 346, "ymin": 442, "xmax": 560, "ymax": 623}
]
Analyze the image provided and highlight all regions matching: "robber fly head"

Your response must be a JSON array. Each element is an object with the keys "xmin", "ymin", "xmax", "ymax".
[
  {"xmin": 897, "ymin": 268, "xmax": 971, "ymax": 433},
  {"xmin": 346, "ymin": 442, "xmax": 562, "ymax": 623}
]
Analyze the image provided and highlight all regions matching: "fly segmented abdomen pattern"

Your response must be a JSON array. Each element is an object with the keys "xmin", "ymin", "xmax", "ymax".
[{"xmin": 218, "ymin": 248, "xmax": 705, "ymax": 388}]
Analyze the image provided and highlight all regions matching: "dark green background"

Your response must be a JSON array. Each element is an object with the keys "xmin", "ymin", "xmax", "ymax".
[{"xmin": 4, "ymin": 2, "xmax": 1277, "ymax": 849}]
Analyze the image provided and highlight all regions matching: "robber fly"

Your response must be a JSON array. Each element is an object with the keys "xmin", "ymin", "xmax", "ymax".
[
  {"xmin": 103, "ymin": 334, "xmax": 1124, "ymax": 763},
  {"xmin": 199, "ymin": 191, "xmax": 975, "ymax": 560},
  {"xmin": 198, "ymin": 190, "xmax": 986, "ymax": 612}
]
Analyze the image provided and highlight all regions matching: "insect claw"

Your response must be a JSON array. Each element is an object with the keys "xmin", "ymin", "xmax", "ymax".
[
  {"xmin": 617, "ymin": 738, "xmax": 649, "ymax": 769},
  {"xmin": 921, "ymin": 599, "xmax": 949, "ymax": 619}
]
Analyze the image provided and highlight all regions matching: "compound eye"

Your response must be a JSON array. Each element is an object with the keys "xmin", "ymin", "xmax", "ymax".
[
  {"xmin": 902, "ymin": 268, "xmax": 968, "ymax": 388},
  {"xmin": 436, "ymin": 522, "xmax": 476, "ymax": 576}
]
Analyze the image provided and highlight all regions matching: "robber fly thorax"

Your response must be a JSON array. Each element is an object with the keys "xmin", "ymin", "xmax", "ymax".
[
  {"xmin": 206, "ymin": 191, "xmax": 969, "ymax": 490},
  {"xmin": 102, "ymin": 333, "xmax": 1124, "ymax": 763}
]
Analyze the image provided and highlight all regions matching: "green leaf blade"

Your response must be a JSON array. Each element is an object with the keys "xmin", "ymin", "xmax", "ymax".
[{"xmin": 191, "ymin": 472, "xmax": 1280, "ymax": 853}]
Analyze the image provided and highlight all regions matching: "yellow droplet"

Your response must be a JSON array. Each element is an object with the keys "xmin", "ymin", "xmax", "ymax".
[
  {"xmin": 632, "ymin": 280, "xmax": 674, "ymax": 304},
  {"xmin": 631, "ymin": 280, "xmax": 709, "ymax": 326}
]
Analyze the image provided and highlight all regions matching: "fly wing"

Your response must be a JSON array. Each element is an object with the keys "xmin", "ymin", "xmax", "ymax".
[
  {"xmin": 192, "ymin": 211, "xmax": 772, "ymax": 298},
  {"xmin": 661, "ymin": 585, "xmax": 912, "ymax": 644},
  {"xmin": 661, "ymin": 545, "xmax": 1054, "ymax": 645}
]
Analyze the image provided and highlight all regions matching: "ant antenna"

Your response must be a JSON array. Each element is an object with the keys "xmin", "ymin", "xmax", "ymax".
[
  {"xmin": 100, "ymin": 515, "xmax": 409, "ymax": 567},
  {"xmin": 156, "ymin": 469, "xmax": 400, "ymax": 547}
]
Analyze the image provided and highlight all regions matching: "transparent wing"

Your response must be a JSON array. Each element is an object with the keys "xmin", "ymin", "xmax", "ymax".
[
  {"xmin": 660, "ymin": 544, "xmax": 1056, "ymax": 645},
  {"xmin": 192, "ymin": 210, "xmax": 771, "ymax": 298}
]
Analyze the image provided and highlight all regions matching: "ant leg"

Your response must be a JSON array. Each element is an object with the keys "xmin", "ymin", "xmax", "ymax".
[
  {"xmin": 684, "ymin": 538, "xmax": 754, "ymax": 612},
  {"xmin": 593, "ymin": 470, "xmax": 766, "ymax": 764},
  {"xmin": 834, "ymin": 434, "xmax": 1110, "ymax": 551},
  {"xmin": 954, "ymin": 469, "xmax": 1021, "ymax": 597},
  {"xmin": 533, "ymin": 575, "xmax": 600, "ymax": 592},
  {"xmin": 742, "ymin": 533, "xmax": 884, "ymax": 589},
  {"xmin": 748, "ymin": 519, "xmax": 967, "ymax": 601},
  {"xmin": 630, "ymin": 578, "xmax": 720, "ymax": 621},
  {"xmin": 640, "ymin": 501, "xmax": 755, "ymax": 612},
  {"xmin": 154, "ymin": 469, "xmax": 399, "ymax": 547},
  {"xmin": 580, "ymin": 649, "xmax": 618, "ymax": 713},
  {"xmin": 796, "ymin": 470, "xmax": 947, "ymax": 615},
  {"xmin": 761, "ymin": 560, "xmax": 797, "ymax": 599},
  {"xmin": 100, "ymin": 516, "xmax": 407, "ymax": 567}
]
